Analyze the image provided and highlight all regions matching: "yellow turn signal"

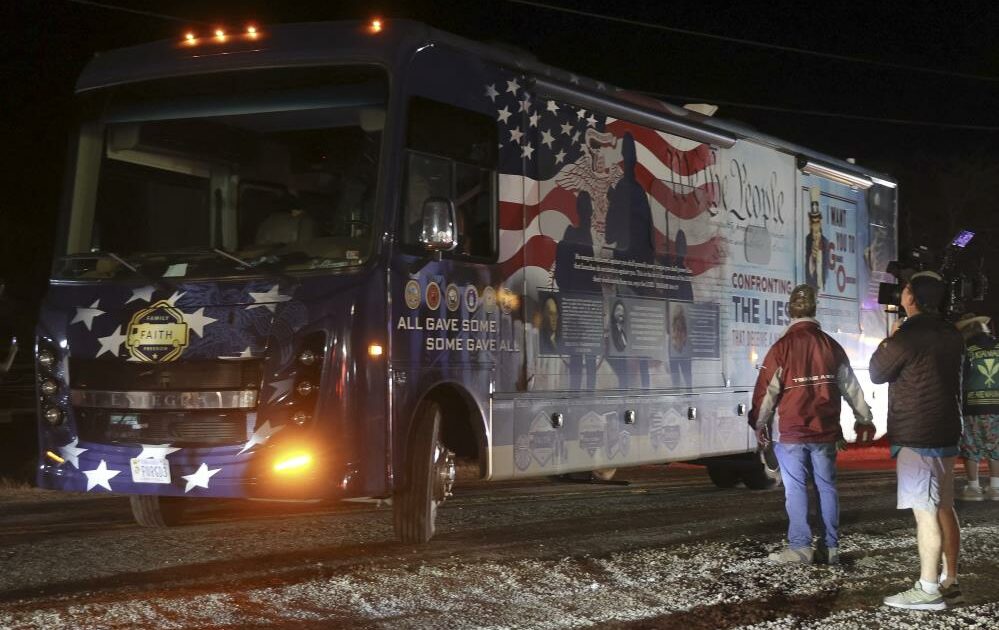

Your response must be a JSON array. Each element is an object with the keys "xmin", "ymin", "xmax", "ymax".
[{"xmin": 273, "ymin": 452, "xmax": 312, "ymax": 473}]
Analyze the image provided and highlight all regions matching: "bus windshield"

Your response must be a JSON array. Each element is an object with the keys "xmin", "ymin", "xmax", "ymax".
[{"xmin": 57, "ymin": 66, "xmax": 386, "ymax": 279}]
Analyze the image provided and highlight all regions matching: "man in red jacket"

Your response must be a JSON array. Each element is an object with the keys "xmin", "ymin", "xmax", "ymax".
[{"xmin": 749, "ymin": 284, "xmax": 874, "ymax": 564}]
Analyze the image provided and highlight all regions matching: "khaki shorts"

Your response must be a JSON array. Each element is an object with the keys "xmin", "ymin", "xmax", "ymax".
[{"xmin": 896, "ymin": 447, "xmax": 955, "ymax": 511}]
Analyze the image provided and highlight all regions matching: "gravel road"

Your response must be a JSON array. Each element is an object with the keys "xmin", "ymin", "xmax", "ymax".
[{"xmin": 1, "ymin": 463, "xmax": 997, "ymax": 629}]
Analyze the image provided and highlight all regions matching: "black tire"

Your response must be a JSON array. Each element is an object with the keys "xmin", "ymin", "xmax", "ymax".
[
  {"xmin": 707, "ymin": 464, "xmax": 740, "ymax": 488},
  {"xmin": 393, "ymin": 400, "xmax": 455, "ymax": 544},
  {"xmin": 130, "ymin": 495, "xmax": 187, "ymax": 527},
  {"xmin": 740, "ymin": 458, "xmax": 782, "ymax": 490}
]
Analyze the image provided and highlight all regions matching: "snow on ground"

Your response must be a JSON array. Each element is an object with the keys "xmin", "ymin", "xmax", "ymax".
[{"xmin": 3, "ymin": 519, "xmax": 997, "ymax": 629}]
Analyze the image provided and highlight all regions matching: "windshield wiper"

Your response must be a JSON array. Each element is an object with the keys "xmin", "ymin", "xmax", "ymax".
[
  {"xmin": 89, "ymin": 250, "xmax": 174, "ymax": 293},
  {"xmin": 212, "ymin": 248, "xmax": 254, "ymax": 268}
]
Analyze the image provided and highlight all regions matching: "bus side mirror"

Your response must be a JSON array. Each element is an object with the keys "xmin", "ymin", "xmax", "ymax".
[{"xmin": 419, "ymin": 197, "xmax": 458, "ymax": 253}]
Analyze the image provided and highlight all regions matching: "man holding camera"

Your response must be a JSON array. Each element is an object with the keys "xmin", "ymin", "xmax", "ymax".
[
  {"xmin": 749, "ymin": 284, "xmax": 874, "ymax": 565},
  {"xmin": 870, "ymin": 271, "xmax": 964, "ymax": 611}
]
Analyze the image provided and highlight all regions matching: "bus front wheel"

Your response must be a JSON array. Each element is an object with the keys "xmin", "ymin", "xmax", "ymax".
[{"xmin": 393, "ymin": 400, "xmax": 456, "ymax": 544}]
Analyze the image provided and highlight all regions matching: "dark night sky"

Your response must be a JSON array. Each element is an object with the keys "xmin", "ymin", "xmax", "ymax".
[{"xmin": 4, "ymin": 0, "xmax": 999, "ymax": 314}]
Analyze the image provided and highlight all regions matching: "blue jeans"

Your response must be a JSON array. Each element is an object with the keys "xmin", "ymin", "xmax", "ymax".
[{"xmin": 774, "ymin": 442, "xmax": 839, "ymax": 549}]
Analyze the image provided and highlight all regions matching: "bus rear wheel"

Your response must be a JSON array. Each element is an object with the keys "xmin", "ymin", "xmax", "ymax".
[
  {"xmin": 129, "ymin": 495, "xmax": 187, "ymax": 527},
  {"xmin": 706, "ymin": 464, "xmax": 740, "ymax": 488},
  {"xmin": 393, "ymin": 400, "xmax": 456, "ymax": 544}
]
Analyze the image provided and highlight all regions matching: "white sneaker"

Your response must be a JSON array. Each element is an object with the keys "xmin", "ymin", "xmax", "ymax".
[
  {"xmin": 986, "ymin": 486, "xmax": 999, "ymax": 501},
  {"xmin": 957, "ymin": 485, "xmax": 986, "ymax": 501},
  {"xmin": 883, "ymin": 581, "xmax": 946, "ymax": 611}
]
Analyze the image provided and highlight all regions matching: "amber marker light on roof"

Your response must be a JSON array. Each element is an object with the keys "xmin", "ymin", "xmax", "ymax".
[
  {"xmin": 246, "ymin": 25, "xmax": 258, "ymax": 38},
  {"xmin": 369, "ymin": 19, "xmax": 383, "ymax": 33},
  {"xmin": 184, "ymin": 32, "xmax": 196, "ymax": 43},
  {"xmin": 368, "ymin": 343, "xmax": 384, "ymax": 357},
  {"xmin": 215, "ymin": 28, "xmax": 226, "ymax": 41}
]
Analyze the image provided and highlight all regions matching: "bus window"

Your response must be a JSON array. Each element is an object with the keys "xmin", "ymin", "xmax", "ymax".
[{"xmin": 402, "ymin": 97, "xmax": 497, "ymax": 260}]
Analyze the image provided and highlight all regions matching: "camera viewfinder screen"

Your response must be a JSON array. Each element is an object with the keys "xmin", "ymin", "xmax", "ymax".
[{"xmin": 951, "ymin": 230, "xmax": 975, "ymax": 248}]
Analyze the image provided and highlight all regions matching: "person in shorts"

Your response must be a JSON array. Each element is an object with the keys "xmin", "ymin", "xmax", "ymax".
[
  {"xmin": 870, "ymin": 271, "xmax": 965, "ymax": 611},
  {"xmin": 954, "ymin": 313, "xmax": 999, "ymax": 501}
]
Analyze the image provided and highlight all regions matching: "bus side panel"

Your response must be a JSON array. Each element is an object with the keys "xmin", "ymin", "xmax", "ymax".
[{"xmin": 490, "ymin": 390, "xmax": 751, "ymax": 480}]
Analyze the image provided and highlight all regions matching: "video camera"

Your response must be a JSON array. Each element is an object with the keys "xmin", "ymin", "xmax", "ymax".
[{"xmin": 877, "ymin": 229, "xmax": 988, "ymax": 321}]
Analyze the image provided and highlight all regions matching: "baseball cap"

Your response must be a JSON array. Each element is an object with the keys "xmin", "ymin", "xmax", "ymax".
[
  {"xmin": 955, "ymin": 312, "xmax": 990, "ymax": 332},
  {"xmin": 907, "ymin": 271, "xmax": 946, "ymax": 311}
]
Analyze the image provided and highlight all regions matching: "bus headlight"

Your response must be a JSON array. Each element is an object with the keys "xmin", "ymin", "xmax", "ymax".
[
  {"xmin": 40, "ymin": 379, "xmax": 59, "ymax": 397},
  {"xmin": 37, "ymin": 349, "xmax": 56, "ymax": 370},
  {"xmin": 44, "ymin": 407, "xmax": 63, "ymax": 426}
]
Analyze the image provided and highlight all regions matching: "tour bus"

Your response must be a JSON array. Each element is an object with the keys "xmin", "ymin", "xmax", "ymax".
[{"xmin": 36, "ymin": 19, "xmax": 897, "ymax": 542}]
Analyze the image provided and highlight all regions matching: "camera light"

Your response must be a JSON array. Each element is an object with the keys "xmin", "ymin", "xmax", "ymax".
[{"xmin": 292, "ymin": 411, "xmax": 310, "ymax": 426}]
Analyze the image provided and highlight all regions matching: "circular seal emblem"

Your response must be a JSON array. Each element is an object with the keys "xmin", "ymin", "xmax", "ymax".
[
  {"xmin": 425, "ymin": 282, "xmax": 441, "ymax": 311},
  {"xmin": 464, "ymin": 285, "xmax": 479, "ymax": 313},
  {"xmin": 499, "ymin": 287, "xmax": 515, "ymax": 314},
  {"xmin": 445, "ymin": 283, "xmax": 460, "ymax": 313},
  {"xmin": 482, "ymin": 286, "xmax": 497, "ymax": 314},
  {"xmin": 404, "ymin": 280, "xmax": 421, "ymax": 310}
]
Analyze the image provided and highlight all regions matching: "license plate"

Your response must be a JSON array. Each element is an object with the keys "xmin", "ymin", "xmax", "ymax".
[{"xmin": 130, "ymin": 458, "xmax": 171, "ymax": 484}]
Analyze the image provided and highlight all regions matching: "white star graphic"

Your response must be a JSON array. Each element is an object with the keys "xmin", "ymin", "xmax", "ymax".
[
  {"xmin": 165, "ymin": 291, "xmax": 187, "ymax": 307},
  {"xmin": 586, "ymin": 114, "xmax": 598, "ymax": 127},
  {"xmin": 182, "ymin": 463, "xmax": 221, "ymax": 493},
  {"xmin": 541, "ymin": 129, "xmax": 555, "ymax": 148},
  {"xmin": 497, "ymin": 106, "xmax": 512, "ymax": 124},
  {"xmin": 509, "ymin": 127, "xmax": 524, "ymax": 143},
  {"xmin": 569, "ymin": 74, "xmax": 580, "ymax": 85},
  {"xmin": 71, "ymin": 300, "xmax": 104, "ymax": 331},
  {"xmin": 265, "ymin": 377, "xmax": 296, "ymax": 404},
  {"xmin": 96, "ymin": 325, "xmax": 127, "ymax": 358},
  {"xmin": 126, "ymin": 286, "xmax": 155, "ymax": 304},
  {"xmin": 58, "ymin": 438, "xmax": 88, "ymax": 469},
  {"xmin": 184, "ymin": 308, "xmax": 217, "ymax": 338},
  {"xmin": 485, "ymin": 84, "xmax": 499, "ymax": 102},
  {"xmin": 221, "ymin": 347, "xmax": 254, "ymax": 360},
  {"xmin": 596, "ymin": 82, "xmax": 606, "ymax": 91},
  {"xmin": 555, "ymin": 149, "xmax": 567, "ymax": 164},
  {"xmin": 521, "ymin": 143, "xmax": 535, "ymax": 159},
  {"xmin": 505, "ymin": 78, "xmax": 520, "ymax": 94},
  {"xmin": 247, "ymin": 285, "xmax": 291, "ymax": 312},
  {"xmin": 238, "ymin": 420, "xmax": 284, "ymax": 455},
  {"xmin": 572, "ymin": 130, "xmax": 581, "ymax": 143},
  {"xmin": 518, "ymin": 97, "xmax": 531, "ymax": 113},
  {"xmin": 546, "ymin": 100, "xmax": 560, "ymax": 114},
  {"xmin": 576, "ymin": 108, "xmax": 587, "ymax": 120},
  {"xmin": 528, "ymin": 112, "xmax": 540, "ymax": 128},
  {"xmin": 560, "ymin": 122, "xmax": 574, "ymax": 136},
  {"xmin": 83, "ymin": 460, "xmax": 120, "ymax": 492},
  {"xmin": 137, "ymin": 444, "xmax": 181, "ymax": 459}
]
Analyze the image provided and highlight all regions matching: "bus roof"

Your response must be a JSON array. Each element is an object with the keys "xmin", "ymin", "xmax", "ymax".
[{"xmin": 77, "ymin": 19, "xmax": 894, "ymax": 185}]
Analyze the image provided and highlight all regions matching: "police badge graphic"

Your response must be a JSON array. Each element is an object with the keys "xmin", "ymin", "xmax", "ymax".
[{"xmin": 125, "ymin": 300, "xmax": 190, "ymax": 362}]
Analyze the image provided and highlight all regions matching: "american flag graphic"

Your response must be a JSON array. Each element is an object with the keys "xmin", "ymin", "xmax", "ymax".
[{"xmin": 488, "ymin": 77, "xmax": 726, "ymax": 293}]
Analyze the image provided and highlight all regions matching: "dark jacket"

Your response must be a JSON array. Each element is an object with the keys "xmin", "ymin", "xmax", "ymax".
[
  {"xmin": 963, "ymin": 331, "xmax": 999, "ymax": 415},
  {"xmin": 749, "ymin": 319, "xmax": 872, "ymax": 443},
  {"xmin": 869, "ymin": 313, "xmax": 964, "ymax": 448}
]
